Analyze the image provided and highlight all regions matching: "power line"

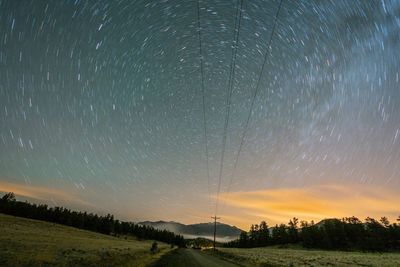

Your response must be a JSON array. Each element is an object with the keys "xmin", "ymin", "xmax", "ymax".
[
  {"xmin": 226, "ymin": 0, "xmax": 284, "ymax": 194},
  {"xmin": 211, "ymin": 216, "xmax": 221, "ymax": 250},
  {"xmin": 215, "ymin": 0, "xmax": 244, "ymax": 215},
  {"xmin": 196, "ymin": 0, "xmax": 211, "ymax": 202}
]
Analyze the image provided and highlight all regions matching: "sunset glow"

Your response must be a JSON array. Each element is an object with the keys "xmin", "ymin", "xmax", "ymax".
[{"xmin": 218, "ymin": 183, "xmax": 400, "ymax": 229}]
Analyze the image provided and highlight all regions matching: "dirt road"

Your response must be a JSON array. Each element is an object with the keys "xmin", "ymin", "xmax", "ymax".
[{"xmin": 151, "ymin": 248, "xmax": 240, "ymax": 267}]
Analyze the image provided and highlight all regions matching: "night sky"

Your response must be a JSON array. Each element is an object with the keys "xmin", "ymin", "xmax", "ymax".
[{"xmin": 1, "ymin": 0, "xmax": 400, "ymax": 228}]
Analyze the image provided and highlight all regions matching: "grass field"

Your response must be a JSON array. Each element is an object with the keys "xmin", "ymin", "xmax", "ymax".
[
  {"xmin": 215, "ymin": 246, "xmax": 400, "ymax": 267},
  {"xmin": 0, "ymin": 213, "xmax": 172, "ymax": 267}
]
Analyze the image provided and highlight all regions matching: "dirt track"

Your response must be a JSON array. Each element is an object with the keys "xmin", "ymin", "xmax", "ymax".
[{"xmin": 151, "ymin": 248, "xmax": 240, "ymax": 267}]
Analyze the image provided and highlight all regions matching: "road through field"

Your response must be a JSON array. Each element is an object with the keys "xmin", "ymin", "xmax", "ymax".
[{"xmin": 151, "ymin": 248, "xmax": 240, "ymax": 267}]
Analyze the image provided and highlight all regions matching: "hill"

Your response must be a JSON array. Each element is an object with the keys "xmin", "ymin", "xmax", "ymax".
[
  {"xmin": 0, "ymin": 213, "xmax": 172, "ymax": 267},
  {"xmin": 139, "ymin": 221, "xmax": 242, "ymax": 242}
]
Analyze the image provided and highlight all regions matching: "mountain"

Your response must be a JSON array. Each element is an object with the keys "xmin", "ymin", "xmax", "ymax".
[
  {"xmin": 315, "ymin": 218, "xmax": 342, "ymax": 227},
  {"xmin": 139, "ymin": 220, "xmax": 243, "ymax": 242}
]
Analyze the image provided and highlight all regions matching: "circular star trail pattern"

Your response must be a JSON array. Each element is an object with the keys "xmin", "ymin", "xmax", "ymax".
[{"xmin": 0, "ymin": 0, "xmax": 399, "ymax": 223}]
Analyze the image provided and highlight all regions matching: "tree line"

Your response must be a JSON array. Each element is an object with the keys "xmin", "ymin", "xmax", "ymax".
[
  {"xmin": 0, "ymin": 192, "xmax": 185, "ymax": 247},
  {"xmin": 225, "ymin": 216, "xmax": 400, "ymax": 251}
]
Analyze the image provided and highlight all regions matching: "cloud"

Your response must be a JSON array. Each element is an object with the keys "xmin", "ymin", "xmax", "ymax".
[
  {"xmin": 0, "ymin": 180, "xmax": 94, "ymax": 208},
  {"xmin": 217, "ymin": 183, "xmax": 400, "ymax": 228}
]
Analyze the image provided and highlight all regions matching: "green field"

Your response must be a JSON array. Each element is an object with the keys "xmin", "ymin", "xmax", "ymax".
[
  {"xmin": 0, "ymin": 213, "xmax": 172, "ymax": 267},
  {"xmin": 214, "ymin": 246, "xmax": 400, "ymax": 267}
]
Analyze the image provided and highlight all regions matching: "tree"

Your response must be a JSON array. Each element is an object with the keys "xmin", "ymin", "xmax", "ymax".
[
  {"xmin": 0, "ymin": 192, "xmax": 185, "ymax": 247},
  {"xmin": 238, "ymin": 231, "xmax": 248, "ymax": 247},
  {"xmin": 272, "ymin": 224, "xmax": 288, "ymax": 245},
  {"xmin": 225, "ymin": 215, "xmax": 399, "ymax": 251},
  {"xmin": 300, "ymin": 220, "xmax": 321, "ymax": 248},
  {"xmin": 249, "ymin": 224, "xmax": 259, "ymax": 246},
  {"xmin": 258, "ymin": 221, "xmax": 270, "ymax": 246},
  {"xmin": 343, "ymin": 216, "xmax": 364, "ymax": 248},
  {"xmin": 380, "ymin": 217, "xmax": 390, "ymax": 228},
  {"xmin": 320, "ymin": 219, "xmax": 347, "ymax": 249},
  {"xmin": 300, "ymin": 221, "xmax": 308, "ymax": 228},
  {"xmin": 364, "ymin": 217, "xmax": 386, "ymax": 251},
  {"xmin": 288, "ymin": 217, "xmax": 299, "ymax": 243},
  {"xmin": 1, "ymin": 192, "xmax": 15, "ymax": 202}
]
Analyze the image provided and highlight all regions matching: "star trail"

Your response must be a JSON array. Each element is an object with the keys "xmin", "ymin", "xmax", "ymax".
[{"xmin": 1, "ymin": 0, "xmax": 400, "ymax": 227}]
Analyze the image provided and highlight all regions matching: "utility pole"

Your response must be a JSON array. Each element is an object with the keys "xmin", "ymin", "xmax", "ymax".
[{"xmin": 211, "ymin": 216, "xmax": 220, "ymax": 251}]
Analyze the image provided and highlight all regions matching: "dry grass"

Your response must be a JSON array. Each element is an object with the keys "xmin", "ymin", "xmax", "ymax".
[
  {"xmin": 216, "ymin": 246, "xmax": 400, "ymax": 267},
  {"xmin": 0, "ymin": 213, "xmax": 172, "ymax": 267}
]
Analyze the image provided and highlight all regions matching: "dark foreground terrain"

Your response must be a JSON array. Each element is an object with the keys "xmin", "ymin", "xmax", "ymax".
[
  {"xmin": 0, "ymin": 213, "xmax": 171, "ymax": 267},
  {"xmin": 2, "ymin": 213, "xmax": 400, "ymax": 267},
  {"xmin": 151, "ymin": 248, "xmax": 239, "ymax": 267}
]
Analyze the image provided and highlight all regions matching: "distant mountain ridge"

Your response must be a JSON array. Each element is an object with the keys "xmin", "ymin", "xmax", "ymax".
[{"xmin": 139, "ymin": 220, "xmax": 243, "ymax": 242}]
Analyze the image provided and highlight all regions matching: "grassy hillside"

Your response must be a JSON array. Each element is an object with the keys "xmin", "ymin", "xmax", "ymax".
[
  {"xmin": 0, "ymin": 213, "xmax": 172, "ymax": 267},
  {"xmin": 214, "ymin": 246, "xmax": 400, "ymax": 267}
]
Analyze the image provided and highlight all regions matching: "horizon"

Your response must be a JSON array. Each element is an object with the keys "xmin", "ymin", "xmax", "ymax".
[
  {"xmin": 0, "ymin": 188, "xmax": 400, "ymax": 232},
  {"xmin": 1, "ymin": 0, "xmax": 400, "ymax": 232},
  {"xmin": 1, "ymin": 186, "xmax": 399, "ymax": 231}
]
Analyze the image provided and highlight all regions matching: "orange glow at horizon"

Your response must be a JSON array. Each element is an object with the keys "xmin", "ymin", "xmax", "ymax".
[
  {"xmin": 217, "ymin": 183, "xmax": 400, "ymax": 229},
  {"xmin": 1, "ymin": 180, "xmax": 399, "ymax": 231},
  {"xmin": 0, "ymin": 180, "xmax": 93, "ymax": 207}
]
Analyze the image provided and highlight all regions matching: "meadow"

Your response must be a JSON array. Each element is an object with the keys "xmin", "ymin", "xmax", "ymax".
[
  {"xmin": 214, "ymin": 246, "xmax": 400, "ymax": 267},
  {"xmin": 0, "ymin": 213, "xmax": 172, "ymax": 267}
]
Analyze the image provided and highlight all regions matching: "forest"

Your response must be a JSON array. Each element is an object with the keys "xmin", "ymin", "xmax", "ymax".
[
  {"xmin": 0, "ymin": 192, "xmax": 185, "ymax": 247},
  {"xmin": 225, "ymin": 216, "xmax": 400, "ymax": 251}
]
